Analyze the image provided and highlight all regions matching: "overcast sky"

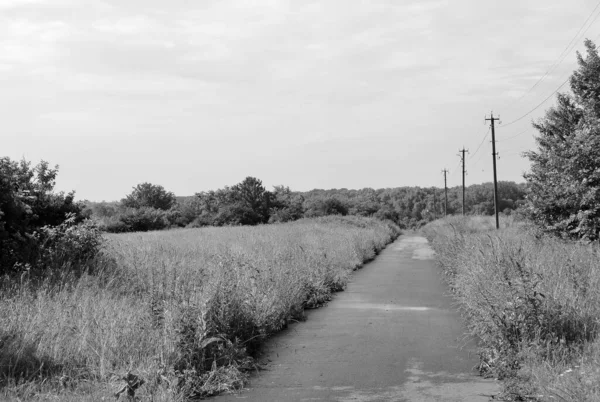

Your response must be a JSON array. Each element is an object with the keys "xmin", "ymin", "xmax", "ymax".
[{"xmin": 2, "ymin": 0, "xmax": 599, "ymax": 201}]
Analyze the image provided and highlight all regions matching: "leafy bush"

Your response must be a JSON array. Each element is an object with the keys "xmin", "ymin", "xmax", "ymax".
[
  {"xmin": 0, "ymin": 157, "xmax": 89, "ymax": 275},
  {"xmin": 304, "ymin": 196, "xmax": 348, "ymax": 218},
  {"xmin": 268, "ymin": 186, "xmax": 304, "ymax": 223},
  {"xmin": 99, "ymin": 215, "xmax": 131, "ymax": 233},
  {"xmin": 35, "ymin": 214, "xmax": 104, "ymax": 273},
  {"xmin": 118, "ymin": 207, "xmax": 170, "ymax": 232},
  {"xmin": 213, "ymin": 204, "xmax": 259, "ymax": 226}
]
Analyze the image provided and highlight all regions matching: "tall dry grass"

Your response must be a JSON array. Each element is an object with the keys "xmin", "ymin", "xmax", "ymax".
[
  {"xmin": 423, "ymin": 216, "xmax": 600, "ymax": 401},
  {"xmin": 0, "ymin": 216, "xmax": 399, "ymax": 401}
]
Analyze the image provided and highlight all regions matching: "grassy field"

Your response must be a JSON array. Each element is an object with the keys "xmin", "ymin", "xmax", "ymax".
[
  {"xmin": 423, "ymin": 216, "xmax": 600, "ymax": 401},
  {"xmin": 0, "ymin": 216, "xmax": 400, "ymax": 401}
]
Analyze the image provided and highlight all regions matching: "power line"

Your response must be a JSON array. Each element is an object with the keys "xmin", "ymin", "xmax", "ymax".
[
  {"xmin": 499, "ymin": 147, "xmax": 525, "ymax": 154},
  {"xmin": 470, "ymin": 127, "xmax": 491, "ymax": 160},
  {"xmin": 500, "ymin": 76, "xmax": 570, "ymax": 128},
  {"xmin": 450, "ymin": 158, "xmax": 462, "ymax": 178},
  {"xmin": 499, "ymin": 3, "xmax": 600, "ymax": 128},
  {"xmin": 510, "ymin": 0, "xmax": 600, "ymax": 106},
  {"xmin": 472, "ymin": 146, "xmax": 488, "ymax": 168},
  {"xmin": 498, "ymin": 128, "xmax": 531, "ymax": 141},
  {"xmin": 499, "ymin": 151, "xmax": 526, "ymax": 159}
]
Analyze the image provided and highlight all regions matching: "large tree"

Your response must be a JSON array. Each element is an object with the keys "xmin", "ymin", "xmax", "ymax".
[
  {"xmin": 231, "ymin": 177, "xmax": 271, "ymax": 223},
  {"xmin": 524, "ymin": 39, "xmax": 600, "ymax": 240},
  {"xmin": 122, "ymin": 182, "xmax": 176, "ymax": 211}
]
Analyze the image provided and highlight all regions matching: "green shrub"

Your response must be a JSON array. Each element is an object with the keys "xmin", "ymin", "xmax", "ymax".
[
  {"xmin": 99, "ymin": 216, "xmax": 131, "ymax": 233},
  {"xmin": 304, "ymin": 196, "xmax": 348, "ymax": 218},
  {"xmin": 213, "ymin": 204, "xmax": 260, "ymax": 226},
  {"xmin": 35, "ymin": 214, "xmax": 104, "ymax": 272},
  {"xmin": 0, "ymin": 157, "xmax": 90, "ymax": 276},
  {"xmin": 118, "ymin": 207, "xmax": 170, "ymax": 232}
]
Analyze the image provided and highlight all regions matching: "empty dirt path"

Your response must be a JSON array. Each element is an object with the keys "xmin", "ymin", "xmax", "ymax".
[{"xmin": 215, "ymin": 233, "xmax": 498, "ymax": 401}]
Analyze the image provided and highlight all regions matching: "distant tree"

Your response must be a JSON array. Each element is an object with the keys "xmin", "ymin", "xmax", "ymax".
[
  {"xmin": 82, "ymin": 201, "xmax": 121, "ymax": 219},
  {"xmin": 229, "ymin": 177, "xmax": 271, "ymax": 224},
  {"xmin": 269, "ymin": 186, "xmax": 304, "ymax": 223},
  {"xmin": 524, "ymin": 39, "xmax": 600, "ymax": 240},
  {"xmin": 214, "ymin": 204, "xmax": 258, "ymax": 226},
  {"xmin": 374, "ymin": 206, "xmax": 399, "ymax": 223},
  {"xmin": 122, "ymin": 182, "xmax": 176, "ymax": 211},
  {"xmin": 304, "ymin": 196, "xmax": 348, "ymax": 218},
  {"xmin": 177, "ymin": 196, "xmax": 204, "ymax": 226},
  {"xmin": 118, "ymin": 207, "xmax": 170, "ymax": 232},
  {"xmin": 233, "ymin": 177, "xmax": 267, "ymax": 210},
  {"xmin": 350, "ymin": 188, "xmax": 380, "ymax": 217}
]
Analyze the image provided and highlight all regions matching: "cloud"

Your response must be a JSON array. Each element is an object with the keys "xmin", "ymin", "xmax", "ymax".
[
  {"xmin": 39, "ymin": 110, "xmax": 93, "ymax": 123},
  {"xmin": 0, "ymin": 0, "xmax": 454, "ymax": 102},
  {"xmin": 1, "ymin": 0, "xmax": 595, "ymax": 199},
  {"xmin": 0, "ymin": 0, "xmax": 73, "ymax": 9},
  {"xmin": 92, "ymin": 15, "xmax": 165, "ymax": 36},
  {"xmin": 0, "ymin": 18, "xmax": 72, "ymax": 66}
]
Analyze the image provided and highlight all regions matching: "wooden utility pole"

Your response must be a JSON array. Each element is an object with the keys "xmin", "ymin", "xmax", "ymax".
[
  {"xmin": 433, "ymin": 190, "xmax": 437, "ymax": 219},
  {"xmin": 458, "ymin": 148, "xmax": 468, "ymax": 215},
  {"xmin": 441, "ymin": 169, "xmax": 449, "ymax": 217},
  {"xmin": 485, "ymin": 113, "xmax": 500, "ymax": 229}
]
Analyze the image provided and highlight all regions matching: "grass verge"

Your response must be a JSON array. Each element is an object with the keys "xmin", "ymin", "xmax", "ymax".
[
  {"xmin": 422, "ymin": 216, "xmax": 600, "ymax": 401},
  {"xmin": 0, "ymin": 216, "xmax": 399, "ymax": 401}
]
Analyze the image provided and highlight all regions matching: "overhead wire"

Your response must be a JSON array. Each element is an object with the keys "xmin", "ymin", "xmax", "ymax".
[
  {"xmin": 500, "ymin": 2, "xmax": 600, "ymax": 128},
  {"xmin": 509, "ymin": 0, "xmax": 600, "ymax": 106},
  {"xmin": 472, "ymin": 142, "xmax": 490, "ymax": 168},
  {"xmin": 498, "ymin": 128, "xmax": 532, "ymax": 141},
  {"xmin": 499, "ymin": 151, "xmax": 526, "ymax": 159},
  {"xmin": 498, "ymin": 147, "xmax": 525, "ymax": 154},
  {"xmin": 500, "ymin": 77, "xmax": 570, "ymax": 128},
  {"xmin": 450, "ymin": 157, "xmax": 462, "ymax": 178},
  {"xmin": 469, "ymin": 127, "xmax": 491, "ymax": 160},
  {"xmin": 442, "ymin": 7, "xmax": 600, "ymax": 183}
]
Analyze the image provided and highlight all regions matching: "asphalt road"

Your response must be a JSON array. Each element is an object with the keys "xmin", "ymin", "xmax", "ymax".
[{"xmin": 215, "ymin": 233, "xmax": 498, "ymax": 401}]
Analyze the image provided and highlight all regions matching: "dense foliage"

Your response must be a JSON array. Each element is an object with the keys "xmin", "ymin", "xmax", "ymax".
[
  {"xmin": 0, "ymin": 157, "xmax": 100, "ymax": 276},
  {"xmin": 524, "ymin": 39, "xmax": 600, "ymax": 240},
  {"xmin": 122, "ymin": 182, "xmax": 177, "ymax": 210},
  {"xmin": 87, "ymin": 178, "xmax": 526, "ymax": 232}
]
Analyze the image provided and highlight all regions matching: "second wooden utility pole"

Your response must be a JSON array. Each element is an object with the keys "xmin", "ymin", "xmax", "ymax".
[
  {"xmin": 458, "ymin": 148, "xmax": 468, "ymax": 215},
  {"xmin": 485, "ymin": 113, "xmax": 500, "ymax": 230},
  {"xmin": 441, "ymin": 169, "xmax": 448, "ymax": 217}
]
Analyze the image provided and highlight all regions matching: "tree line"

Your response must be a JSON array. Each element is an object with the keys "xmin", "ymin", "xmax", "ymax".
[
  {"xmin": 82, "ymin": 39, "xmax": 600, "ymax": 239},
  {"xmin": 4, "ymin": 38, "xmax": 600, "ymax": 275},
  {"xmin": 83, "ymin": 178, "xmax": 527, "ymax": 233}
]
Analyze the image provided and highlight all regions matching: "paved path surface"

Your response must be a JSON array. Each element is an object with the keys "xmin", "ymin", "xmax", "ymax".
[{"xmin": 215, "ymin": 233, "xmax": 498, "ymax": 401}]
